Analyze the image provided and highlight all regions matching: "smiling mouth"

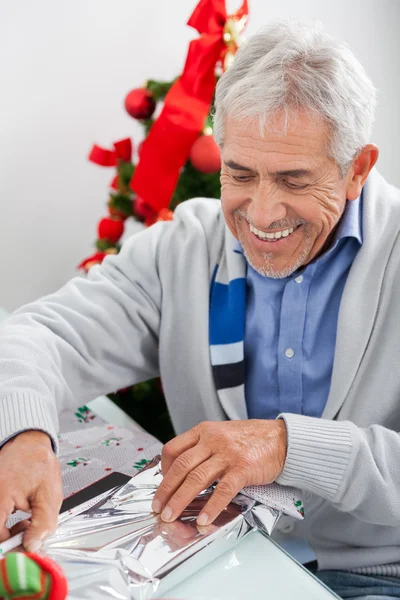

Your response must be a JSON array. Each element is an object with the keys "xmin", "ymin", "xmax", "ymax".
[{"xmin": 249, "ymin": 223, "xmax": 301, "ymax": 242}]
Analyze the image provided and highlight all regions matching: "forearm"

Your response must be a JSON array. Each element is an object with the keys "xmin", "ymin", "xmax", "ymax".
[{"xmin": 276, "ymin": 413, "xmax": 400, "ymax": 526}]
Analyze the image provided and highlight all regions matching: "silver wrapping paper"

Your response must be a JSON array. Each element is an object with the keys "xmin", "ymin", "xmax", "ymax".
[{"xmin": 41, "ymin": 456, "xmax": 281, "ymax": 599}]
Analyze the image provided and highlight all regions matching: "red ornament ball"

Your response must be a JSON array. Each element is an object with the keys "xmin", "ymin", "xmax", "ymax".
[
  {"xmin": 124, "ymin": 88, "xmax": 156, "ymax": 120},
  {"xmin": 97, "ymin": 217, "xmax": 124, "ymax": 243},
  {"xmin": 189, "ymin": 135, "xmax": 221, "ymax": 174}
]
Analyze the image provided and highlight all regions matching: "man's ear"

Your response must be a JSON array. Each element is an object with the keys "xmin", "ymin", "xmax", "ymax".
[{"xmin": 346, "ymin": 144, "xmax": 379, "ymax": 201}]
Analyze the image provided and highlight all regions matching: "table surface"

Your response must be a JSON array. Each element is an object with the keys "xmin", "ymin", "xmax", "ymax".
[{"xmin": 167, "ymin": 529, "xmax": 339, "ymax": 600}]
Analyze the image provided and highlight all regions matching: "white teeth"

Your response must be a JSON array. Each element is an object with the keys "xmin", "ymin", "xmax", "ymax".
[{"xmin": 249, "ymin": 224, "xmax": 297, "ymax": 241}]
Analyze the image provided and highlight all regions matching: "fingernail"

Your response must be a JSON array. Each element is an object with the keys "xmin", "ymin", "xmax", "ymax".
[
  {"xmin": 152, "ymin": 499, "xmax": 161, "ymax": 513},
  {"xmin": 26, "ymin": 538, "xmax": 42, "ymax": 553},
  {"xmin": 197, "ymin": 513, "xmax": 209, "ymax": 526},
  {"xmin": 161, "ymin": 506, "xmax": 173, "ymax": 522}
]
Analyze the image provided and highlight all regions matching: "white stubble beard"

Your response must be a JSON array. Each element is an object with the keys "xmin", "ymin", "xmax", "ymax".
[{"xmin": 234, "ymin": 210, "xmax": 313, "ymax": 279}]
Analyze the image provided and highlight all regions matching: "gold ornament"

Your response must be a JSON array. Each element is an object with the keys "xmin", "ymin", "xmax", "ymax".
[
  {"xmin": 223, "ymin": 16, "xmax": 246, "ymax": 49},
  {"xmin": 222, "ymin": 14, "xmax": 248, "ymax": 71},
  {"xmin": 203, "ymin": 125, "xmax": 213, "ymax": 136},
  {"xmin": 223, "ymin": 49, "xmax": 236, "ymax": 71}
]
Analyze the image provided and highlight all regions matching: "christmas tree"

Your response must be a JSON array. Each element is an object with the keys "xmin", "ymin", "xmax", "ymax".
[{"xmin": 79, "ymin": 0, "xmax": 249, "ymax": 442}]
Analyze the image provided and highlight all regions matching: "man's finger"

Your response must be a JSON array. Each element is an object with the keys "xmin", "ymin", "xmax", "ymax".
[
  {"xmin": 153, "ymin": 444, "xmax": 210, "ymax": 513},
  {"xmin": 158, "ymin": 456, "xmax": 226, "ymax": 523},
  {"xmin": 196, "ymin": 470, "xmax": 247, "ymax": 527},
  {"xmin": 0, "ymin": 503, "xmax": 14, "ymax": 543},
  {"xmin": 9, "ymin": 519, "xmax": 30, "ymax": 538},
  {"xmin": 23, "ymin": 487, "xmax": 62, "ymax": 553},
  {"xmin": 0, "ymin": 523, "xmax": 10, "ymax": 544},
  {"xmin": 161, "ymin": 426, "xmax": 200, "ymax": 475}
]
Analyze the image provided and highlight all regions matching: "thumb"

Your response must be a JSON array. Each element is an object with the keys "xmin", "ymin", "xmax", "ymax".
[
  {"xmin": 23, "ymin": 488, "xmax": 60, "ymax": 553},
  {"xmin": 0, "ymin": 524, "xmax": 10, "ymax": 544}
]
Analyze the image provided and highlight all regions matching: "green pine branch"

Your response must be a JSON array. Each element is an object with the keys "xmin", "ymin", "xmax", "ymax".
[
  {"xmin": 110, "ymin": 192, "xmax": 134, "ymax": 216},
  {"xmin": 96, "ymin": 239, "xmax": 120, "ymax": 252},
  {"xmin": 146, "ymin": 78, "xmax": 177, "ymax": 100},
  {"xmin": 170, "ymin": 161, "xmax": 221, "ymax": 209}
]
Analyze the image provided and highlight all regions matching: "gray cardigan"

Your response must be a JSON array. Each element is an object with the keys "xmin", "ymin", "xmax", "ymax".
[{"xmin": 1, "ymin": 169, "xmax": 400, "ymax": 574}]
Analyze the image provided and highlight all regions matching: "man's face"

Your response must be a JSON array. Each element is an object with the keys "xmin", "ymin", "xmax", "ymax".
[{"xmin": 220, "ymin": 112, "xmax": 353, "ymax": 278}]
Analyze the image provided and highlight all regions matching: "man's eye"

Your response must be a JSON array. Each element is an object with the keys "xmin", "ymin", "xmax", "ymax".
[
  {"xmin": 283, "ymin": 180, "xmax": 308, "ymax": 189},
  {"xmin": 232, "ymin": 175, "xmax": 252, "ymax": 183}
]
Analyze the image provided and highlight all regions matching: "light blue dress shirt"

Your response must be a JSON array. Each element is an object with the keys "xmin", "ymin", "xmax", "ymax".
[{"xmin": 236, "ymin": 194, "xmax": 362, "ymax": 420}]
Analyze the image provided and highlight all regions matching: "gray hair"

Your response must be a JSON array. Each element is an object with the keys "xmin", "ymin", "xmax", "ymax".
[{"xmin": 213, "ymin": 20, "xmax": 377, "ymax": 175}]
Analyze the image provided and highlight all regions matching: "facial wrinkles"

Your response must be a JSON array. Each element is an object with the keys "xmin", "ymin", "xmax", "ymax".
[
  {"xmin": 227, "ymin": 122, "xmax": 321, "ymax": 157},
  {"xmin": 305, "ymin": 171, "xmax": 344, "ymax": 250}
]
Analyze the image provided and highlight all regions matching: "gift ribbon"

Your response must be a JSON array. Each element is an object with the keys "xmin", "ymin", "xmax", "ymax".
[{"xmin": 130, "ymin": 0, "xmax": 248, "ymax": 212}]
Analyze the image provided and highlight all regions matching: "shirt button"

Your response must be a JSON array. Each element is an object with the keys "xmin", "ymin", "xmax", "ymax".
[
  {"xmin": 295, "ymin": 275, "xmax": 304, "ymax": 284},
  {"xmin": 285, "ymin": 348, "xmax": 295, "ymax": 359}
]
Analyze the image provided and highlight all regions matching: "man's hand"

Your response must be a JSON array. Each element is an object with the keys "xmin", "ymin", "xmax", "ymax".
[
  {"xmin": 152, "ymin": 419, "xmax": 287, "ymax": 526},
  {"xmin": 0, "ymin": 430, "xmax": 63, "ymax": 552}
]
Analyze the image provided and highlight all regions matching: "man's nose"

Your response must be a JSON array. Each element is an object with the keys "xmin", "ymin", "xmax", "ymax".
[{"xmin": 247, "ymin": 181, "xmax": 287, "ymax": 227}]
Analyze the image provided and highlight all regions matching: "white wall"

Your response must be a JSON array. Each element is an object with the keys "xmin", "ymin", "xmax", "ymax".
[{"xmin": 1, "ymin": 0, "xmax": 399, "ymax": 311}]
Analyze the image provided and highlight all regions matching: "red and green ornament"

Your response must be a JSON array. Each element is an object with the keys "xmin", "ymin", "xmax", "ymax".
[{"xmin": 0, "ymin": 552, "xmax": 68, "ymax": 600}]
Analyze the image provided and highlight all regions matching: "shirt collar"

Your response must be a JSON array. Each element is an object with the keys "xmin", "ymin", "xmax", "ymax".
[
  {"xmin": 233, "ymin": 190, "xmax": 363, "ymax": 255},
  {"xmin": 333, "ymin": 191, "xmax": 363, "ymax": 245}
]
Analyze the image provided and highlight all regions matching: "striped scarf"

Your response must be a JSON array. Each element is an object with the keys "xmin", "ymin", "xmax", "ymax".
[{"xmin": 209, "ymin": 229, "xmax": 249, "ymax": 421}]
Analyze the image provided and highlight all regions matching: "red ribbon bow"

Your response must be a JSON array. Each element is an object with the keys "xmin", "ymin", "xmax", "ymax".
[
  {"xmin": 89, "ymin": 138, "xmax": 133, "ymax": 189},
  {"xmin": 130, "ymin": 0, "xmax": 248, "ymax": 212}
]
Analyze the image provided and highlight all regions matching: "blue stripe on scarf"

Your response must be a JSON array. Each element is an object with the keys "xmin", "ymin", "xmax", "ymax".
[
  {"xmin": 209, "ymin": 277, "xmax": 246, "ymax": 345},
  {"xmin": 208, "ymin": 234, "xmax": 248, "ymax": 416}
]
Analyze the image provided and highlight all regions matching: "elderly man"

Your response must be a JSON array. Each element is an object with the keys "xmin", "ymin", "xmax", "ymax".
[{"xmin": 1, "ymin": 20, "xmax": 400, "ymax": 599}]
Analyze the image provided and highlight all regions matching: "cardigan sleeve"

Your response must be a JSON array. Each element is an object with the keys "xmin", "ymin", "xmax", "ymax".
[
  {"xmin": 276, "ymin": 413, "xmax": 400, "ymax": 526},
  {"xmin": 0, "ymin": 222, "xmax": 168, "ymax": 451}
]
